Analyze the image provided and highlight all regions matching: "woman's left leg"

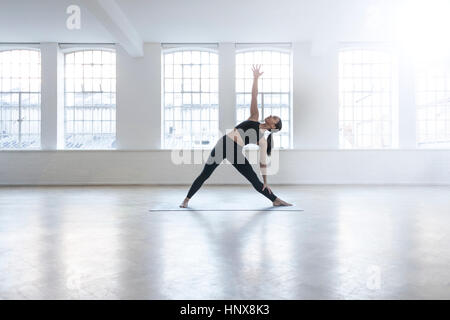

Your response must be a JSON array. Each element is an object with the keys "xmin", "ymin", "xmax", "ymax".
[{"xmin": 232, "ymin": 158, "xmax": 278, "ymax": 202}]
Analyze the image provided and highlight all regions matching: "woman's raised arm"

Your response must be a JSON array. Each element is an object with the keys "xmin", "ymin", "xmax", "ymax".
[{"xmin": 248, "ymin": 65, "xmax": 263, "ymax": 121}]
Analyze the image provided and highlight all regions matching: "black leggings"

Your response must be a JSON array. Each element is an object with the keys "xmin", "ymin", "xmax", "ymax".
[{"xmin": 186, "ymin": 135, "xmax": 277, "ymax": 202}]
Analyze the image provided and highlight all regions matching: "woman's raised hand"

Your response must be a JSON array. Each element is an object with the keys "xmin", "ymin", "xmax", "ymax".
[{"xmin": 252, "ymin": 64, "xmax": 264, "ymax": 79}]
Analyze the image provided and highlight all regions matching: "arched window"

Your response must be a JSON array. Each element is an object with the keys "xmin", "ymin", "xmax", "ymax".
[
  {"xmin": 415, "ymin": 64, "xmax": 450, "ymax": 148},
  {"xmin": 236, "ymin": 49, "xmax": 292, "ymax": 149},
  {"xmin": 64, "ymin": 49, "xmax": 116, "ymax": 149},
  {"xmin": 338, "ymin": 48, "xmax": 398, "ymax": 149},
  {"xmin": 162, "ymin": 48, "xmax": 219, "ymax": 149},
  {"xmin": 0, "ymin": 49, "xmax": 41, "ymax": 149}
]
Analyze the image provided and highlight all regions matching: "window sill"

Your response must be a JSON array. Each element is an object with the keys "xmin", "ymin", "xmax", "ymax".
[{"xmin": 1, "ymin": 148, "xmax": 450, "ymax": 152}]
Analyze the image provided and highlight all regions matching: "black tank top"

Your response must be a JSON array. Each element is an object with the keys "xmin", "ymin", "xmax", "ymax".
[{"xmin": 235, "ymin": 120, "xmax": 261, "ymax": 145}]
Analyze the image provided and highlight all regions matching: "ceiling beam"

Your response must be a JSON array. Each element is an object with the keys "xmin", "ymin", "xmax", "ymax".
[{"xmin": 80, "ymin": 0, "xmax": 143, "ymax": 57}]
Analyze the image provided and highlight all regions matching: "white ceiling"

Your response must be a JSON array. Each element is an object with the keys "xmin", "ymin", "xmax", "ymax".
[
  {"xmin": 0, "ymin": 0, "xmax": 113, "ymax": 43},
  {"xmin": 115, "ymin": 0, "xmax": 395, "ymax": 42},
  {"xmin": 0, "ymin": 0, "xmax": 397, "ymax": 43}
]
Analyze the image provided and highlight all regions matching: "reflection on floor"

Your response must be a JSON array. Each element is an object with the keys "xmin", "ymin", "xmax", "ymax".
[{"xmin": 0, "ymin": 185, "xmax": 449, "ymax": 299}]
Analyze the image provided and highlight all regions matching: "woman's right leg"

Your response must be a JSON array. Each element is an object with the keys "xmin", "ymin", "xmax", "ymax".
[
  {"xmin": 185, "ymin": 136, "xmax": 225, "ymax": 199},
  {"xmin": 186, "ymin": 161, "xmax": 219, "ymax": 199}
]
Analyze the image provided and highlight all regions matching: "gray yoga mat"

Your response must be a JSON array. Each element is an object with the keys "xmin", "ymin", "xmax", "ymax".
[{"xmin": 149, "ymin": 204, "xmax": 304, "ymax": 212}]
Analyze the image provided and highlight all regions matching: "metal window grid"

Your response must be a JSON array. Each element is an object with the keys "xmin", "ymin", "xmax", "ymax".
[
  {"xmin": 235, "ymin": 49, "xmax": 292, "ymax": 149},
  {"xmin": 338, "ymin": 48, "xmax": 395, "ymax": 149},
  {"xmin": 0, "ymin": 49, "xmax": 41, "ymax": 149},
  {"xmin": 162, "ymin": 49, "xmax": 219, "ymax": 149},
  {"xmin": 415, "ymin": 65, "xmax": 450, "ymax": 148},
  {"xmin": 64, "ymin": 49, "xmax": 116, "ymax": 149}
]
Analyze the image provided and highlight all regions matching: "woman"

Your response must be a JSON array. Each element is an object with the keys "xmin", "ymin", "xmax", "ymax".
[{"xmin": 180, "ymin": 65, "xmax": 292, "ymax": 208}]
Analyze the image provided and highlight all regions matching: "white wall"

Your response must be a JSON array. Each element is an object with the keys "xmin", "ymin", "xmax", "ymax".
[
  {"xmin": 293, "ymin": 42, "xmax": 339, "ymax": 149},
  {"xmin": 116, "ymin": 43, "xmax": 161, "ymax": 149},
  {"xmin": 1, "ymin": 150, "xmax": 449, "ymax": 185},
  {"xmin": 1, "ymin": 41, "xmax": 450, "ymax": 185}
]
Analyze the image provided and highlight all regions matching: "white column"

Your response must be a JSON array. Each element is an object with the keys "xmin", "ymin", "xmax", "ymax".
[
  {"xmin": 398, "ymin": 49, "xmax": 417, "ymax": 149},
  {"xmin": 116, "ymin": 43, "xmax": 161, "ymax": 149},
  {"xmin": 40, "ymin": 43, "xmax": 64, "ymax": 150},
  {"xmin": 218, "ymin": 43, "xmax": 235, "ymax": 134},
  {"xmin": 292, "ymin": 42, "xmax": 339, "ymax": 149},
  {"xmin": 292, "ymin": 42, "xmax": 305, "ymax": 149}
]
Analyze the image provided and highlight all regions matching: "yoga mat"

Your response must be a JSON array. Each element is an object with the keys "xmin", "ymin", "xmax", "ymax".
[{"xmin": 149, "ymin": 204, "xmax": 304, "ymax": 212}]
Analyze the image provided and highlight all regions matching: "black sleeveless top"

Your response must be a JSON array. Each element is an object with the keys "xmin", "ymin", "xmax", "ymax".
[{"xmin": 235, "ymin": 120, "xmax": 261, "ymax": 145}]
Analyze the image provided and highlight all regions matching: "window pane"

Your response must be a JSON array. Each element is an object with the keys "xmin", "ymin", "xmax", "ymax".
[
  {"xmin": 162, "ymin": 49, "xmax": 219, "ymax": 149},
  {"xmin": 64, "ymin": 50, "xmax": 116, "ymax": 149},
  {"xmin": 0, "ymin": 49, "xmax": 41, "ymax": 149},
  {"xmin": 415, "ymin": 64, "xmax": 450, "ymax": 148},
  {"xmin": 338, "ymin": 48, "xmax": 397, "ymax": 149}
]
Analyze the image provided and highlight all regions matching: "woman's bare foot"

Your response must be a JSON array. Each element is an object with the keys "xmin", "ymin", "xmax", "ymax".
[
  {"xmin": 273, "ymin": 198, "xmax": 293, "ymax": 206},
  {"xmin": 179, "ymin": 197, "xmax": 190, "ymax": 208}
]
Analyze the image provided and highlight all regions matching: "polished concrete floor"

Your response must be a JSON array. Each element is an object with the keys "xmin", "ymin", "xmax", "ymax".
[{"xmin": 0, "ymin": 185, "xmax": 449, "ymax": 300}]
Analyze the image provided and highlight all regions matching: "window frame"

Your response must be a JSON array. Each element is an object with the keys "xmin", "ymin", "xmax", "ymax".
[
  {"xmin": 414, "ymin": 61, "xmax": 450, "ymax": 149},
  {"xmin": 0, "ymin": 48, "xmax": 41, "ymax": 150},
  {"xmin": 161, "ymin": 46, "xmax": 220, "ymax": 149},
  {"xmin": 62, "ymin": 47, "xmax": 117, "ymax": 150},
  {"xmin": 338, "ymin": 43, "xmax": 399, "ymax": 149}
]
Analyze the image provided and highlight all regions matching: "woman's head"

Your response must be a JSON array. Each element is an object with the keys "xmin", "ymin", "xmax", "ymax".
[
  {"xmin": 266, "ymin": 115, "xmax": 282, "ymax": 156},
  {"xmin": 264, "ymin": 115, "xmax": 281, "ymax": 130}
]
